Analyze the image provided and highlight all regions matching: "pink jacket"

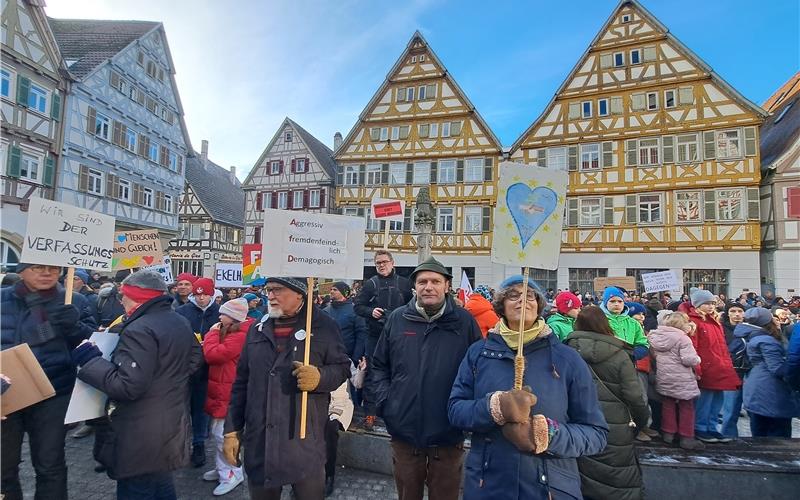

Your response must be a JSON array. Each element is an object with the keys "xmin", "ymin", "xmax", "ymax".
[{"xmin": 648, "ymin": 325, "xmax": 701, "ymax": 400}]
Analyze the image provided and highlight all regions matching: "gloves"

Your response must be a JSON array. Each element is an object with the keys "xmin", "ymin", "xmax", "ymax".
[
  {"xmin": 501, "ymin": 414, "xmax": 551, "ymax": 454},
  {"xmin": 497, "ymin": 389, "xmax": 538, "ymax": 423},
  {"xmin": 292, "ymin": 361, "xmax": 321, "ymax": 392},
  {"xmin": 50, "ymin": 304, "xmax": 80, "ymax": 330},
  {"xmin": 222, "ymin": 432, "xmax": 241, "ymax": 466},
  {"xmin": 71, "ymin": 342, "xmax": 102, "ymax": 367}
]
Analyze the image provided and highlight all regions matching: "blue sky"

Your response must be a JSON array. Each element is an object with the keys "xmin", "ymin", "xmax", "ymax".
[{"xmin": 46, "ymin": 0, "xmax": 799, "ymax": 178}]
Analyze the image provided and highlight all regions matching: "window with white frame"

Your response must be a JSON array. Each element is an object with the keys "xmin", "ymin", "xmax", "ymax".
[
  {"xmin": 370, "ymin": 127, "xmax": 381, "ymax": 141},
  {"xmin": 438, "ymin": 160, "xmax": 456, "ymax": 184},
  {"xmin": 125, "ymin": 129, "xmax": 137, "ymax": 152},
  {"xmin": 344, "ymin": 165, "xmax": 359, "ymax": 185},
  {"xmin": 262, "ymin": 192, "xmax": 273, "ymax": 209},
  {"xmin": 675, "ymin": 191, "xmax": 701, "ymax": 223},
  {"xmin": 95, "ymin": 112, "xmax": 111, "ymax": 140},
  {"xmin": 638, "ymin": 138, "xmax": 660, "ymax": 165},
  {"xmin": 366, "ymin": 164, "xmax": 382, "ymax": 185},
  {"xmin": 441, "ymin": 122, "xmax": 451, "ymax": 138},
  {"xmin": 277, "ymin": 191, "xmax": 288, "ymax": 209},
  {"xmin": 309, "ymin": 189, "xmax": 321, "ymax": 208},
  {"xmin": 463, "ymin": 206, "xmax": 483, "ymax": 233},
  {"xmin": 598, "ymin": 99, "xmax": 609, "ymax": 117},
  {"xmin": 389, "ymin": 220, "xmax": 403, "ymax": 232},
  {"xmin": 343, "ymin": 207, "xmax": 359, "ymax": 217},
  {"xmin": 716, "ymin": 130, "xmax": 741, "ymax": 159},
  {"xmin": 418, "ymin": 85, "xmax": 426, "ymax": 100},
  {"xmin": 405, "ymin": 87, "xmax": 414, "ymax": 102},
  {"xmin": 630, "ymin": 49, "xmax": 641, "ymax": 65},
  {"xmin": 164, "ymin": 194, "xmax": 173, "ymax": 213},
  {"xmin": 118, "ymin": 179, "xmax": 131, "ymax": 202},
  {"xmin": 580, "ymin": 144, "xmax": 600, "ymax": 170},
  {"xmin": 365, "ymin": 208, "xmax": 382, "ymax": 232},
  {"xmin": 20, "ymin": 152, "xmax": 40, "ymax": 182},
  {"xmin": 548, "ymin": 147, "xmax": 568, "ymax": 171},
  {"xmin": 582, "ymin": 101, "xmax": 592, "ymax": 118},
  {"xmin": 27, "ymin": 84, "xmax": 47, "ymax": 113},
  {"xmin": 413, "ymin": 161, "xmax": 430, "ymax": 184},
  {"xmin": 169, "ymin": 152, "xmax": 178, "ymax": 171},
  {"xmin": 295, "ymin": 158, "xmax": 307, "ymax": 173},
  {"xmin": 390, "ymin": 163, "xmax": 406, "ymax": 184},
  {"xmin": 465, "ymin": 158, "xmax": 483, "ymax": 182},
  {"xmin": 270, "ymin": 160, "xmax": 281, "ymax": 175},
  {"xmin": 1, "ymin": 69, "xmax": 11, "ymax": 98},
  {"xmin": 638, "ymin": 194, "xmax": 662, "ymax": 223},
  {"xmin": 88, "ymin": 169, "xmax": 103, "ymax": 195},
  {"xmin": 391, "ymin": 127, "xmax": 400, "ymax": 141},
  {"xmin": 613, "ymin": 52, "xmax": 624, "ymax": 67},
  {"xmin": 379, "ymin": 127, "xmax": 389, "ymax": 141},
  {"xmin": 717, "ymin": 189, "xmax": 743, "ymax": 221},
  {"xmin": 579, "ymin": 198, "xmax": 602, "ymax": 226},
  {"xmin": 429, "ymin": 123, "xmax": 439, "ymax": 138},
  {"xmin": 664, "ymin": 89, "xmax": 676, "ymax": 108},
  {"xmin": 284, "ymin": 131, "xmax": 292, "ymax": 142},
  {"xmin": 143, "ymin": 187, "xmax": 153, "ymax": 208},
  {"xmin": 148, "ymin": 141, "xmax": 159, "ymax": 163},
  {"xmin": 646, "ymin": 92, "xmax": 658, "ymax": 110},
  {"xmin": 437, "ymin": 207, "xmax": 454, "ymax": 233},
  {"xmin": 676, "ymin": 134, "xmax": 698, "ymax": 163},
  {"xmin": 292, "ymin": 190, "xmax": 303, "ymax": 208}
]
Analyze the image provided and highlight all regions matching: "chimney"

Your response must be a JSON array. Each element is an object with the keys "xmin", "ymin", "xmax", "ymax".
[
  {"xmin": 200, "ymin": 140, "xmax": 209, "ymax": 167},
  {"xmin": 230, "ymin": 166, "xmax": 237, "ymax": 184},
  {"xmin": 334, "ymin": 132, "xmax": 343, "ymax": 151}
]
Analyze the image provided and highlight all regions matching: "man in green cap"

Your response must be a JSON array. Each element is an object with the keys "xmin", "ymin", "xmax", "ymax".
[{"xmin": 371, "ymin": 256, "xmax": 482, "ymax": 500}]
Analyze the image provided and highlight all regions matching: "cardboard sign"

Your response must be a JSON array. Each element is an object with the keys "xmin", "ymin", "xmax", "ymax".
[
  {"xmin": 491, "ymin": 162, "xmax": 568, "ymax": 270},
  {"xmin": 142, "ymin": 256, "xmax": 174, "ymax": 285},
  {"xmin": 22, "ymin": 197, "xmax": 115, "ymax": 270},
  {"xmin": 64, "ymin": 332, "xmax": 120, "ymax": 424},
  {"xmin": 593, "ymin": 276, "xmax": 637, "ymax": 294},
  {"xmin": 261, "ymin": 209, "xmax": 365, "ymax": 280},
  {"xmin": 642, "ymin": 270, "xmax": 682, "ymax": 294},
  {"xmin": 112, "ymin": 229, "xmax": 164, "ymax": 270},
  {"xmin": 242, "ymin": 243, "xmax": 263, "ymax": 285},
  {"xmin": 1, "ymin": 344, "xmax": 56, "ymax": 417},
  {"xmin": 215, "ymin": 263, "xmax": 243, "ymax": 287},
  {"xmin": 370, "ymin": 197, "xmax": 405, "ymax": 221}
]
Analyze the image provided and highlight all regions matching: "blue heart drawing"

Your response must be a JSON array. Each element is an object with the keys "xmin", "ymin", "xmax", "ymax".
[
  {"xmin": 506, "ymin": 183, "xmax": 558, "ymax": 248},
  {"xmin": 117, "ymin": 234, "xmax": 127, "ymax": 243}
]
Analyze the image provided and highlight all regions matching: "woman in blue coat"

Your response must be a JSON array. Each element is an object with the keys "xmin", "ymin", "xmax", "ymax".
[{"xmin": 449, "ymin": 276, "xmax": 608, "ymax": 499}]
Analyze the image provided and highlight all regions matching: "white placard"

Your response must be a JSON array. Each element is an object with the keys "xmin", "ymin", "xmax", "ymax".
[
  {"xmin": 261, "ymin": 209, "xmax": 366, "ymax": 279},
  {"xmin": 370, "ymin": 197, "xmax": 405, "ymax": 222},
  {"xmin": 215, "ymin": 263, "xmax": 243, "ymax": 287},
  {"xmin": 142, "ymin": 256, "xmax": 174, "ymax": 285},
  {"xmin": 22, "ymin": 198, "xmax": 115, "ymax": 270},
  {"xmin": 642, "ymin": 270, "xmax": 682, "ymax": 294},
  {"xmin": 64, "ymin": 331, "xmax": 120, "ymax": 424}
]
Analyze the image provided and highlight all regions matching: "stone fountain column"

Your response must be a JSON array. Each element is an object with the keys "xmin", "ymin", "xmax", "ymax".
[{"xmin": 414, "ymin": 187, "xmax": 434, "ymax": 264}]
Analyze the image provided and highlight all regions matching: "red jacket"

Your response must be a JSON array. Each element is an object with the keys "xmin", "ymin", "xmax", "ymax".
[
  {"xmin": 464, "ymin": 294, "xmax": 499, "ymax": 338},
  {"xmin": 203, "ymin": 318, "xmax": 253, "ymax": 418},
  {"xmin": 678, "ymin": 303, "xmax": 740, "ymax": 391}
]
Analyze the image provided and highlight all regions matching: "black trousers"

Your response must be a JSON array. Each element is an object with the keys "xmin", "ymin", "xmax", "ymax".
[
  {"xmin": 249, "ymin": 465, "xmax": 325, "ymax": 500},
  {"xmin": 1, "ymin": 393, "xmax": 70, "ymax": 500},
  {"xmin": 362, "ymin": 334, "xmax": 380, "ymax": 415},
  {"xmin": 325, "ymin": 419, "xmax": 344, "ymax": 479}
]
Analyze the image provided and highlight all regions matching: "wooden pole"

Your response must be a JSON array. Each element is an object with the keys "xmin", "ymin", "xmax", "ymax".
[
  {"xmin": 382, "ymin": 221, "xmax": 390, "ymax": 250},
  {"xmin": 64, "ymin": 267, "xmax": 75, "ymax": 305},
  {"xmin": 514, "ymin": 266, "xmax": 530, "ymax": 390},
  {"xmin": 299, "ymin": 277, "xmax": 314, "ymax": 439}
]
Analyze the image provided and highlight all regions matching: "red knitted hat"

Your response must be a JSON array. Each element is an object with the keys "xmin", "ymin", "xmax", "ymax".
[
  {"xmin": 555, "ymin": 291, "xmax": 582, "ymax": 314},
  {"xmin": 193, "ymin": 278, "xmax": 215, "ymax": 296},
  {"xmin": 175, "ymin": 273, "xmax": 198, "ymax": 284}
]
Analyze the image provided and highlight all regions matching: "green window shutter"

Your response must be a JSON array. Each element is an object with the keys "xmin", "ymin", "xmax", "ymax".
[
  {"xmin": 43, "ymin": 155, "xmax": 55, "ymax": 187},
  {"xmin": 78, "ymin": 164, "xmax": 89, "ymax": 192},
  {"xmin": 336, "ymin": 165, "xmax": 343, "ymax": 186},
  {"xmin": 7, "ymin": 145, "xmax": 21, "ymax": 178},
  {"xmin": 603, "ymin": 197, "xmax": 614, "ymax": 225},
  {"xmin": 744, "ymin": 127, "xmax": 757, "ymax": 156},
  {"xmin": 484, "ymin": 157, "xmax": 493, "ymax": 181},
  {"xmin": 537, "ymin": 149, "xmax": 547, "ymax": 167},
  {"xmin": 16, "ymin": 76, "xmax": 30, "ymax": 106},
  {"xmin": 703, "ymin": 131, "xmax": 716, "ymax": 160},
  {"xmin": 747, "ymin": 187, "xmax": 760, "ymax": 220},
  {"xmin": 482, "ymin": 206, "xmax": 491, "ymax": 232},
  {"xmin": 662, "ymin": 136, "xmax": 675, "ymax": 164},
  {"xmin": 106, "ymin": 173, "xmax": 116, "ymax": 198},
  {"xmin": 626, "ymin": 194, "xmax": 638, "ymax": 224},
  {"xmin": 704, "ymin": 190, "xmax": 716, "ymax": 221},
  {"xmin": 381, "ymin": 163, "xmax": 389, "ymax": 184},
  {"xmin": 568, "ymin": 146, "xmax": 577, "ymax": 171},
  {"xmin": 456, "ymin": 160, "xmax": 464, "ymax": 182},
  {"xmin": 430, "ymin": 161, "xmax": 438, "ymax": 184},
  {"xmin": 50, "ymin": 93, "xmax": 62, "ymax": 121},
  {"xmin": 567, "ymin": 198, "xmax": 578, "ymax": 226},
  {"xmin": 406, "ymin": 163, "xmax": 413, "ymax": 184},
  {"xmin": 626, "ymin": 140, "xmax": 638, "ymax": 166},
  {"xmin": 602, "ymin": 142, "xmax": 613, "ymax": 168}
]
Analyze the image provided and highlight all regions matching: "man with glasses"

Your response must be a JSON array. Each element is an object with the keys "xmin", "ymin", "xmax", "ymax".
[
  {"xmin": 1, "ymin": 262, "xmax": 97, "ymax": 500},
  {"xmin": 353, "ymin": 250, "xmax": 412, "ymax": 430}
]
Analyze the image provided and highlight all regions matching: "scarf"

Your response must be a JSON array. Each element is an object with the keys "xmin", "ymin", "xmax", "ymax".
[
  {"xmin": 415, "ymin": 300, "xmax": 446, "ymax": 323},
  {"xmin": 495, "ymin": 317, "xmax": 550, "ymax": 350},
  {"xmin": 13, "ymin": 281, "xmax": 61, "ymax": 346}
]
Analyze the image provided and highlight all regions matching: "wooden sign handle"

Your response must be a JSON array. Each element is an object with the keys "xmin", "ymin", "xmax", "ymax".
[
  {"xmin": 299, "ymin": 277, "xmax": 314, "ymax": 439},
  {"xmin": 383, "ymin": 221, "xmax": 390, "ymax": 250},
  {"xmin": 64, "ymin": 267, "xmax": 75, "ymax": 305},
  {"xmin": 514, "ymin": 267, "xmax": 530, "ymax": 390}
]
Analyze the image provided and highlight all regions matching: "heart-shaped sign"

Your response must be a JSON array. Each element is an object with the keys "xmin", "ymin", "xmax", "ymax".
[
  {"xmin": 117, "ymin": 234, "xmax": 127, "ymax": 243},
  {"xmin": 506, "ymin": 183, "xmax": 558, "ymax": 248},
  {"xmin": 142, "ymin": 256, "xmax": 155, "ymax": 265}
]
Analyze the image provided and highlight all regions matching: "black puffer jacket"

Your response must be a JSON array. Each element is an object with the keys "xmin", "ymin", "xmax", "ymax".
[
  {"xmin": 353, "ymin": 271, "xmax": 413, "ymax": 337},
  {"xmin": 566, "ymin": 330, "xmax": 649, "ymax": 500},
  {"xmin": 371, "ymin": 295, "xmax": 482, "ymax": 448},
  {"xmin": 77, "ymin": 295, "xmax": 200, "ymax": 480}
]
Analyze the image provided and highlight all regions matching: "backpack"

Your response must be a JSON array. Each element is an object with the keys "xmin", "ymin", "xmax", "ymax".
[{"xmin": 729, "ymin": 337, "xmax": 751, "ymax": 374}]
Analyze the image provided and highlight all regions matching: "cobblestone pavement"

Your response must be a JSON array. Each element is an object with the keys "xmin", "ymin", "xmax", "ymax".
[{"xmin": 19, "ymin": 431, "xmax": 398, "ymax": 500}]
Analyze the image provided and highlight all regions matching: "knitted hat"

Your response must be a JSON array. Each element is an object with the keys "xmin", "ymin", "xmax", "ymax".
[
  {"xmin": 410, "ymin": 256, "xmax": 452, "ymax": 282},
  {"xmin": 656, "ymin": 310, "xmax": 673, "ymax": 326},
  {"xmin": 725, "ymin": 301, "xmax": 748, "ymax": 314},
  {"xmin": 744, "ymin": 307, "xmax": 773, "ymax": 327},
  {"xmin": 666, "ymin": 300, "xmax": 682, "ymax": 312},
  {"xmin": 266, "ymin": 277, "xmax": 308, "ymax": 296},
  {"xmin": 14, "ymin": 262, "xmax": 33, "ymax": 273},
  {"xmin": 690, "ymin": 287, "xmax": 716, "ymax": 307},
  {"xmin": 122, "ymin": 269, "xmax": 167, "ymax": 292},
  {"xmin": 114, "ymin": 269, "xmax": 132, "ymax": 283},
  {"xmin": 555, "ymin": 291, "xmax": 582, "ymax": 314},
  {"xmin": 175, "ymin": 273, "xmax": 198, "ymax": 284},
  {"xmin": 646, "ymin": 297, "xmax": 662, "ymax": 310},
  {"xmin": 193, "ymin": 278, "xmax": 215, "ymax": 296},
  {"xmin": 474, "ymin": 284, "xmax": 492, "ymax": 300},
  {"xmin": 626, "ymin": 302, "xmax": 646, "ymax": 317},
  {"xmin": 332, "ymin": 281, "xmax": 351, "ymax": 297},
  {"xmin": 74, "ymin": 269, "xmax": 90, "ymax": 284},
  {"xmin": 243, "ymin": 293, "xmax": 259, "ymax": 301},
  {"xmin": 219, "ymin": 298, "xmax": 249, "ymax": 323},
  {"xmin": 499, "ymin": 275, "xmax": 543, "ymax": 293},
  {"xmin": 602, "ymin": 286, "xmax": 625, "ymax": 307}
]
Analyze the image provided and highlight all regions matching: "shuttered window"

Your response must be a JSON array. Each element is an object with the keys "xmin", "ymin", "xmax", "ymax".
[
  {"xmin": 662, "ymin": 136, "xmax": 675, "ymax": 164},
  {"xmin": 601, "ymin": 142, "xmax": 613, "ymax": 168},
  {"xmin": 747, "ymin": 187, "xmax": 760, "ymax": 220},
  {"xmin": 743, "ymin": 127, "xmax": 757, "ymax": 156}
]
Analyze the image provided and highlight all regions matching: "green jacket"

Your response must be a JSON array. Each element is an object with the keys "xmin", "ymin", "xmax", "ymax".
[
  {"xmin": 603, "ymin": 307, "xmax": 648, "ymax": 347},
  {"xmin": 546, "ymin": 312, "xmax": 575, "ymax": 341}
]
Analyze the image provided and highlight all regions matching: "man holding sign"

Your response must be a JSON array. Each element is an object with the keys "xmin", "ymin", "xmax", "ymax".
[{"xmin": 1, "ymin": 262, "xmax": 97, "ymax": 500}]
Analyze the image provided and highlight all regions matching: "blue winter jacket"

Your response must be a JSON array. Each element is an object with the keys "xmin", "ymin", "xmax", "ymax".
[
  {"xmin": 324, "ymin": 299, "xmax": 367, "ymax": 362},
  {"xmin": 735, "ymin": 323, "xmax": 800, "ymax": 419},
  {"xmin": 1, "ymin": 283, "xmax": 97, "ymax": 395},
  {"xmin": 782, "ymin": 323, "xmax": 800, "ymax": 390},
  {"xmin": 449, "ymin": 332, "xmax": 608, "ymax": 500},
  {"xmin": 175, "ymin": 300, "xmax": 221, "ymax": 340}
]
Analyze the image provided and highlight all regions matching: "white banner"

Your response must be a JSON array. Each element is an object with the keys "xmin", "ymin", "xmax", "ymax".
[
  {"xmin": 642, "ymin": 270, "xmax": 683, "ymax": 293},
  {"xmin": 215, "ymin": 263, "xmax": 243, "ymax": 287},
  {"xmin": 22, "ymin": 198, "xmax": 115, "ymax": 270},
  {"xmin": 261, "ymin": 209, "xmax": 365, "ymax": 280},
  {"xmin": 64, "ymin": 331, "xmax": 120, "ymax": 424},
  {"xmin": 142, "ymin": 256, "xmax": 174, "ymax": 285}
]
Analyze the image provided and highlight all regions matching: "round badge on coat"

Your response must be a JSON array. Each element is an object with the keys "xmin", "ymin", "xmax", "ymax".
[{"xmin": 295, "ymin": 329, "xmax": 307, "ymax": 341}]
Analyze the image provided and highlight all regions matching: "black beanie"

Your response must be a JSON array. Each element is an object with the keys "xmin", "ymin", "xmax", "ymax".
[{"xmin": 332, "ymin": 281, "xmax": 351, "ymax": 297}]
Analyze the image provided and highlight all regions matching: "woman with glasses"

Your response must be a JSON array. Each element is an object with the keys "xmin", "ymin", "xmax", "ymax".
[{"xmin": 448, "ymin": 275, "xmax": 608, "ymax": 499}]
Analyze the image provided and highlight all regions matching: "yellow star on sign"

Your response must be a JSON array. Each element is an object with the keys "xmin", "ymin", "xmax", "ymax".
[
  {"xmin": 542, "ymin": 225, "xmax": 550, "ymax": 232},
  {"xmin": 511, "ymin": 236, "xmax": 520, "ymax": 245},
  {"xmin": 506, "ymin": 222, "xmax": 513, "ymax": 229},
  {"xmin": 517, "ymin": 251, "xmax": 527, "ymax": 259},
  {"xmin": 513, "ymin": 176, "xmax": 521, "ymax": 182},
  {"xmin": 558, "ymin": 195, "xmax": 565, "ymax": 203},
  {"xmin": 499, "ymin": 207, "xmax": 508, "ymax": 214},
  {"xmin": 527, "ymin": 179, "xmax": 539, "ymax": 187},
  {"xmin": 546, "ymin": 181, "xmax": 553, "ymax": 187},
  {"xmin": 533, "ymin": 239, "xmax": 542, "ymax": 247}
]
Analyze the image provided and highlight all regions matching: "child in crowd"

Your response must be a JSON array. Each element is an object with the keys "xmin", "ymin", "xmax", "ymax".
[{"xmin": 627, "ymin": 301, "xmax": 660, "ymax": 441}]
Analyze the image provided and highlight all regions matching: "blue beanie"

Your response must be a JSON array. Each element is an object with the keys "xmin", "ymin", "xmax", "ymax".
[
  {"xmin": 74, "ymin": 269, "xmax": 90, "ymax": 284},
  {"xmin": 626, "ymin": 302, "xmax": 646, "ymax": 317},
  {"xmin": 602, "ymin": 286, "xmax": 625, "ymax": 306},
  {"xmin": 500, "ymin": 275, "xmax": 542, "ymax": 293},
  {"xmin": 243, "ymin": 293, "xmax": 258, "ymax": 301},
  {"xmin": 744, "ymin": 307, "xmax": 773, "ymax": 327},
  {"xmin": 690, "ymin": 287, "xmax": 716, "ymax": 307}
]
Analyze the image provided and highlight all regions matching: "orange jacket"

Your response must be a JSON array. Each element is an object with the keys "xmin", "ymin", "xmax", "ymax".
[{"xmin": 464, "ymin": 294, "xmax": 499, "ymax": 338}]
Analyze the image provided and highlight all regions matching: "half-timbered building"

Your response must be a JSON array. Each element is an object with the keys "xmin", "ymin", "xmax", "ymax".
[
  {"xmin": 49, "ymin": 18, "xmax": 191, "ymax": 244},
  {"xmin": 759, "ymin": 72, "xmax": 800, "ymax": 297},
  {"xmin": 1, "ymin": 0, "xmax": 68, "ymax": 270},
  {"xmin": 243, "ymin": 117, "xmax": 337, "ymax": 245},
  {"xmin": 169, "ymin": 140, "xmax": 244, "ymax": 278},
  {"xmin": 335, "ymin": 31, "xmax": 504, "ymax": 284},
  {"xmin": 510, "ymin": 0, "xmax": 766, "ymax": 296}
]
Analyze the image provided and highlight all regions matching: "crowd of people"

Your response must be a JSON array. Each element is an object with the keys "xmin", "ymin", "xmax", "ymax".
[{"xmin": 1, "ymin": 254, "xmax": 798, "ymax": 500}]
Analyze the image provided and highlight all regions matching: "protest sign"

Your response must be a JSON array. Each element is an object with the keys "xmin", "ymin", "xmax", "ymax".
[
  {"xmin": 242, "ymin": 243, "xmax": 263, "ymax": 285},
  {"xmin": 21, "ymin": 197, "xmax": 115, "ymax": 270},
  {"xmin": 216, "ymin": 263, "xmax": 243, "ymax": 287},
  {"xmin": 64, "ymin": 331, "xmax": 120, "ymax": 424},
  {"xmin": 370, "ymin": 197, "xmax": 405, "ymax": 221},
  {"xmin": 642, "ymin": 270, "xmax": 682, "ymax": 294},
  {"xmin": 593, "ymin": 276, "xmax": 637, "ymax": 293},
  {"xmin": 143, "ymin": 256, "xmax": 174, "ymax": 284},
  {"xmin": 261, "ymin": 209, "xmax": 365, "ymax": 280},
  {"xmin": 1, "ymin": 344, "xmax": 55, "ymax": 417},
  {"xmin": 112, "ymin": 229, "xmax": 164, "ymax": 270},
  {"xmin": 491, "ymin": 162, "xmax": 568, "ymax": 270}
]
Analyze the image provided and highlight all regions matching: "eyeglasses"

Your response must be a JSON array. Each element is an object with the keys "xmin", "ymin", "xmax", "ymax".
[
  {"xmin": 27, "ymin": 265, "xmax": 61, "ymax": 274},
  {"xmin": 505, "ymin": 291, "xmax": 538, "ymax": 303},
  {"xmin": 264, "ymin": 286, "xmax": 287, "ymax": 296},
  {"xmin": 375, "ymin": 260, "xmax": 392, "ymax": 267}
]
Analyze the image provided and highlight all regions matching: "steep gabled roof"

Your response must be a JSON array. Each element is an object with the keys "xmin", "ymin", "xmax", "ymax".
[
  {"xmin": 760, "ymin": 95, "xmax": 800, "ymax": 170},
  {"xmin": 47, "ymin": 18, "xmax": 158, "ymax": 79},
  {"xmin": 763, "ymin": 71, "xmax": 800, "ymax": 114},
  {"xmin": 335, "ymin": 30, "xmax": 502, "ymax": 157},
  {"xmin": 184, "ymin": 155, "xmax": 245, "ymax": 228}
]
